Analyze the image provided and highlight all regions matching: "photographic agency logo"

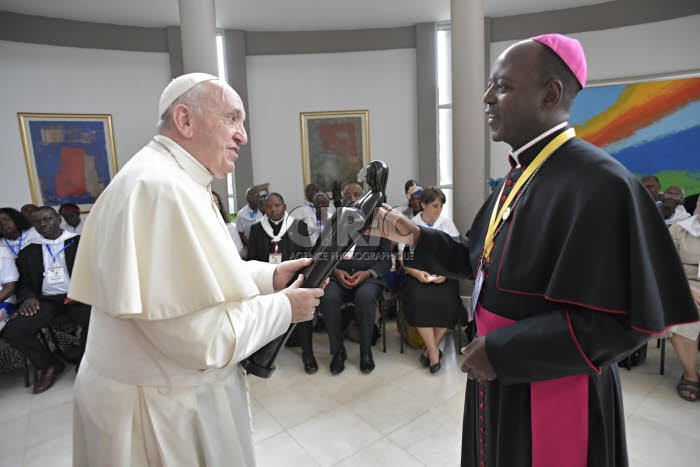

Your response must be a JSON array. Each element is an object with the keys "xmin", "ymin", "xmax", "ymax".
[{"xmin": 286, "ymin": 204, "xmax": 416, "ymax": 251}]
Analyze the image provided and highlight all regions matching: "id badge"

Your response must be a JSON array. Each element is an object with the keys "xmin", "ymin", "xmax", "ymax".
[
  {"xmin": 471, "ymin": 267, "xmax": 484, "ymax": 317},
  {"xmin": 269, "ymin": 253, "xmax": 282, "ymax": 264},
  {"xmin": 47, "ymin": 267, "xmax": 65, "ymax": 284}
]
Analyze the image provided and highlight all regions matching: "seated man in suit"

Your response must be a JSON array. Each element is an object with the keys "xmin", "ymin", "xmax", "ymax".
[
  {"xmin": 3, "ymin": 206, "xmax": 91, "ymax": 393},
  {"xmin": 320, "ymin": 182, "xmax": 392, "ymax": 375},
  {"xmin": 246, "ymin": 193, "xmax": 317, "ymax": 373}
]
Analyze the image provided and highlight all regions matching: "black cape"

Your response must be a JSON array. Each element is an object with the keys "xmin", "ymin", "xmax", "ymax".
[{"xmin": 411, "ymin": 128, "xmax": 698, "ymax": 467}]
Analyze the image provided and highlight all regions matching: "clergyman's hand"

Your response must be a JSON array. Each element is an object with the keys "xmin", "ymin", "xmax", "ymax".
[
  {"xmin": 18, "ymin": 297, "xmax": 40, "ymax": 317},
  {"xmin": 273, "ymin": 258, "xmax": 313, "ymax": 291},
  {"xmin": 460, "ymin": 337, "xmax": 497, "ymax": 382},
  {"xmin": 368, "ymin": 204, "xmax": 421, "ymax": 246}
]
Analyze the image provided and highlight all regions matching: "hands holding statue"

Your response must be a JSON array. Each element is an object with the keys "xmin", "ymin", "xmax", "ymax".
[{"xmin": 274, "ymin": 257, "xmax": 327, "ymax": 323}]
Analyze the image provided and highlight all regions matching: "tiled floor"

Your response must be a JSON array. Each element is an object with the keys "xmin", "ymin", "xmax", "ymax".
[{"xmin": 1, "ymin": 326, "xmax": 699, "ymax": 467}]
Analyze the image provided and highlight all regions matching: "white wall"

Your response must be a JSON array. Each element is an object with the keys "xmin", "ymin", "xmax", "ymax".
[
  {"xmin": 246, "ymin": 48, "xmax": 419, "ymax": 210},
  {"xmin": 0, "ymin": 40, "xmax": 170, "ymax": 208},
  {"xmin": 488, "ymin": 15, "xmax": 700, "ymax": 179}
]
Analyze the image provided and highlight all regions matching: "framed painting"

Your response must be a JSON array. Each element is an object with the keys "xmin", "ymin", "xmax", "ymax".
[
  {"xmin": 300, "ymin": 110, "xmax": 370, "ymax": 195},
  {"xmin": 18, "ymin": 113, "xmax": 118, "ymax": 212},
  {"xmin": 570, "ymin": 73, "xmax": 700, "ymax": 195}
]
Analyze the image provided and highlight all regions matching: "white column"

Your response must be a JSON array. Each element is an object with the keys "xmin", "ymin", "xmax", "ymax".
[
  {"xmin": 178, "ymin": 0, "xmax": 218, "ymax": 75},
  {"xmin": 178, "ymin": 0, "xmax": 228, "ymax": 203},
  {"xmin": 451, "ymin": 0, "xmax": 487, "ymax": 233}
]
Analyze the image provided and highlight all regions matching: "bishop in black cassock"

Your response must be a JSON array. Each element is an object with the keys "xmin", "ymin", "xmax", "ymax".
[{"xmin": 377, "ymin": 34, "xmax": 699, "ymax": 467}]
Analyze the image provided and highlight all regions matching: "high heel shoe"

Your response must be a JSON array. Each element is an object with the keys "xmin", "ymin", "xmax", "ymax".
[{"xmin": 420, "ymin": 349, "xmax": 442, "ymax": 367}]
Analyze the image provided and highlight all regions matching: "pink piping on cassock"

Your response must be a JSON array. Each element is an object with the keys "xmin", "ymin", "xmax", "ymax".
[{"xmin": 475, "ymin": 304, "xmax": 588, "ymax": 467}]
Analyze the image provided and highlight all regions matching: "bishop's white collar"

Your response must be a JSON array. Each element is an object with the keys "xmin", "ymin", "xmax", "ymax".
[{"xmin": 510, "ymin": 121, "xmax": 568, "ymax": 167}]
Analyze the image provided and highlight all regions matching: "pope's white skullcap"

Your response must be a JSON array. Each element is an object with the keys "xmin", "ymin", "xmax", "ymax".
[{"xmin": 158, "ymin": 72, "xmax": 219, "ymax": 118}]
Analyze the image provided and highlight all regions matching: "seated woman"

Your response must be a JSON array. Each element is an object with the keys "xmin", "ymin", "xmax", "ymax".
[
  {"xmin": 667, "ymin": 195, "xmax": 700, "ymax": 401},
  {"xmin": 1, "ymin": 207, "xmax": 38, "ymax": 331},
  {"xmin": 399, "ymin": 187, "xmax": 464, "ymax": 373}
]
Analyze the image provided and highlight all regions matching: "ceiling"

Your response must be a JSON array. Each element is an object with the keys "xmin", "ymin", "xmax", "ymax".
[{"xmin": 0, "ymin": 0, "xmax": 612, "ymax": 31}]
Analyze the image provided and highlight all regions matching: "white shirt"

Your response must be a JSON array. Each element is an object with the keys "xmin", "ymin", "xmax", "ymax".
[
  {"xmin": 34, "ymin": 230, "xmax": 78, "ymax": 295},
  {"xmin": 0, "ymin": 229, "xmax": 38, "ymax": 305},
  {"xmin": 236, "ymin": 204, "xmax": 263, "ymax": 238},
  {"xmin": 666, "ymin": 205, "xmax": 691, "ymax": 226},
  {"xmin": 226, "ymin": 222, "xmax": 244, "ymax": 252}
]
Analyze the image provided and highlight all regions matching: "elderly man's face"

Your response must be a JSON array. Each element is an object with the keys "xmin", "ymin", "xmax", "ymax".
[
  {"xmin": 662, "ymin": 186, "xmax": 685, "ymax": 208},
  {"xmin": 483, "ymin": 41, "xmax": 548, "ymax": 150},
  {"xmin": 190, "ymin": 83, "xmax": 248, "ymax": 179}
]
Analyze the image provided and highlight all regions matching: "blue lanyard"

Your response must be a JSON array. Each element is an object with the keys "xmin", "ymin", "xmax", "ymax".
[
  {"xmin": 4, "ymin": 234, "xmax": 22, "ymax": 257},
  {"xmin": 45, "ymin": 240, "xmax": 74, "ymax": 265}
]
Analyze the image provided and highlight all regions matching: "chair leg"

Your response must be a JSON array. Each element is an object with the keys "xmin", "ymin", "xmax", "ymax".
[
  {"xmin": 22, "ymin": 354, "xmax": 30, "ymax": 388},
  {"xmin": 381, "ymin": 301, "xmax": 387, "ymax": 353},
  {"xmin": 659, "ymin": 338, "xmax": 665, "ymax": 375}
]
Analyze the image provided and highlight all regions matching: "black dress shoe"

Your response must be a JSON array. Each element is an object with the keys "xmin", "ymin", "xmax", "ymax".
[
  {"xmin": 33, "ymin": 361, "xmax": 66, "ymax": 394},
  {"xmin": 330, "ymin": 349, "xmax": 346, "ymax": 375},
  {"xmin": 302, "ymin": 353, "xmax": 318, "ymax": 374},
  {"xmin": 360, "ymin": 352, "xmax": 375, "ymax": 374},
  {"xmin": 429, "ymin": 361, "xmax": 441, "ymax": 374}
]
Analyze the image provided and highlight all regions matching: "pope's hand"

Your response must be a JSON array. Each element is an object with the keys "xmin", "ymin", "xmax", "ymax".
[
  {"xmin": 273, "ymin": 258, "xmax": 313, "ymax": 291},
  {"xmin": 282, "ymin": 274, "xmax": 324, "ymax": 323}
]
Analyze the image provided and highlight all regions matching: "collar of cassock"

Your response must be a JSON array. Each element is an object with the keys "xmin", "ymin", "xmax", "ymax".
[
  {"xmin": 152, "ymin": 135, "xmax": 213, "ymax": 187},
  {"xmin": 508, "ymin": 121, "xmax": 569, "ymax": 169}
]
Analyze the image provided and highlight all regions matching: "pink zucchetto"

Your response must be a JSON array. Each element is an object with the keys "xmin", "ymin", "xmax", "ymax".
[
  {"xmin": 158, "ymin": 72, "xmax": 219, "ymax": 117},
  {"xmin": 531, "ymin": 33, "xmax": 587, "ymax": 89}
]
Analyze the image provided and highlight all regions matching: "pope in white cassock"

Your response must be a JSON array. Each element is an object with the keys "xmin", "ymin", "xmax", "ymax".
[{"xmin": 69, "ymin": 73, "xmax": 324, "ymax": 466}]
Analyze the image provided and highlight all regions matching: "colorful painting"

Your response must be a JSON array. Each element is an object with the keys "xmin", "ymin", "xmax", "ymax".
[
  {"xmin": 18, "ymin": 113, "xmax": 118, "ymax": 211},
  {"xmin": 570, "ymin": 74, "xmax": 700, "ymax": 195},
  {"xmin": 300, "ymin": 110, "xmax": 370, "ymax": 195}
]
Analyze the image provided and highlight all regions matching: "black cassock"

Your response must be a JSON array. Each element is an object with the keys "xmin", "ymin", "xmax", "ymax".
[{"xmin": 410, "ymin": 127, "xmax": 698, "ymax": 467}]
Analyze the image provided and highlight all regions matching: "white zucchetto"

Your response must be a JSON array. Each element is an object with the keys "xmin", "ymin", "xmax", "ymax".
[{"xmin": 158, "ymin": 72, "xmax": 219, "ymax": 117}]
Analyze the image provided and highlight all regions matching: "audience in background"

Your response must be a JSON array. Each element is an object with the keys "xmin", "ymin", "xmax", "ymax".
[
  {"xmin": 406, "ymin": 185, "xmax": 423, "ymax": 218},
  {"xmin": 666, "ymin": 195, "xmax": 700, "ymax": 401},
  {"xmin": 319, "ymin": 182, "xmax": 392, "ymax": 375},
  {"xmin": 246, "ymin": 193, "xmax": 317, "ymax": 373},
  {"xmin": 58, "ymin": 203, "xmax": 84, "ymax": 234},
  {"xmin": 642, "ymin": 175, "xmax": 663, "ymax": 207},
  {"xmin": 20, "ymin": 204, "xmax": 39, "ymax": 219},
  {"xmin": 0, "ymin": 207, "xmax": 39, "ymax": 255},
  {"xmin": 661, "ymin": 185, "xmax": 691, "ymax": 225},
  {"xmin": 236, "ymin": 187, "xmax": 264, "ymax": 251},
  {"xmin": 3, "ymin": 207, "xmax": 90, "ymax": 394},
  {"xmin": 399, "ymin": 187, "xmax": 464, "ymax": 374},
  {"xmin": 306, "ymin": 192, "xmax": 332, "ymax": 246},
  {"xmin": 212, "ymin": 191, "xmax": 243, "ymax": 253},
  {"xmin": 0, "ymin": 208, "xmax": 35, "ymax": 332}
]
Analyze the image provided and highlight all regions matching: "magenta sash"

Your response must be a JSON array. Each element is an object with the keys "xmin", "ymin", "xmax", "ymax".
[{"xmin": 475, "ymin": 304, "xmax": 588, "ymax": 467}]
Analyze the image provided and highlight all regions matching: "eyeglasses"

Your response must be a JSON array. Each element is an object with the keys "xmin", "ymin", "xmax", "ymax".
[{"xmin": 662, "ymin": 192, "xmax": 683, "ymax": 200}]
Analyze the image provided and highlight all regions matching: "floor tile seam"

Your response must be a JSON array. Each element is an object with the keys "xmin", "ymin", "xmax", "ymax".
[{"xmin": 627, "ymin": 412, "xmax": 700, "ymax": 442}]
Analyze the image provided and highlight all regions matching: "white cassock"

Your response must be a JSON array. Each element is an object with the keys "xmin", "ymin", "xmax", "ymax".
[{"xmin": 69, "ymin": 135, "xmax": 292, "ymax": 467}]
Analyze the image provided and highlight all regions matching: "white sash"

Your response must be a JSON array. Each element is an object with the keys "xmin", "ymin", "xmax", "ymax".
[{"xmin": 260, "ymin": 213, "xmax": 295, "ymax": 243}]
